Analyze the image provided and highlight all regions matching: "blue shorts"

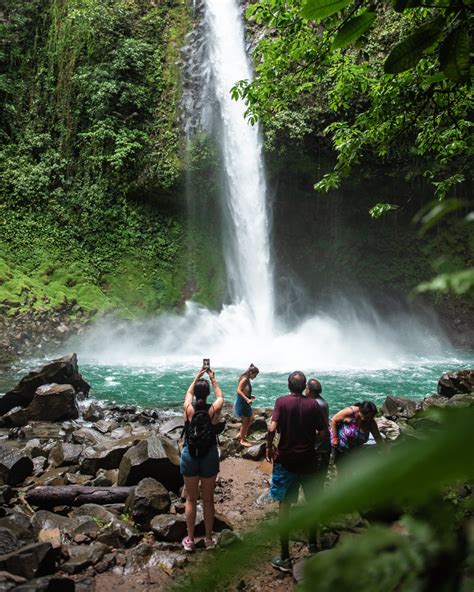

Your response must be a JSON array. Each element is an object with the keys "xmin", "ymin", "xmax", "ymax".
[
  {"xmin": 235, "ymin": 396, "xmax": 253, "ymax": 418},
  {"xmin": 180, "ymin": 444, "xmax": 219, "ymax": 478},
  {"xmin": 270, "ymin": 462, "xmax": 317, "ymax": 504}
]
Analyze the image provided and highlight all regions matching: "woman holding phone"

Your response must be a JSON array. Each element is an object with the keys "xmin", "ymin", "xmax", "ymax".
[
  {"xmin": 235, "ymin": 363, "xmax": 259, "ymax": 447},
  {"xmin": 180, "ymin": 364, "xmax": 224, "ymax": 552}
]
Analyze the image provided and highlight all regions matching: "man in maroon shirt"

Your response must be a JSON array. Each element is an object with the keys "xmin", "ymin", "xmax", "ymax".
[{"xmin": 266, "ymin": 371, "xmax": 328, "ymax": 573}]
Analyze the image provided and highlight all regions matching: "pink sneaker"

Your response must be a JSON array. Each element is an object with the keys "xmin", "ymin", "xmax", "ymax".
[{"xmin": 182, "ymin": 536, "xmax": 196, "ymax": 553}]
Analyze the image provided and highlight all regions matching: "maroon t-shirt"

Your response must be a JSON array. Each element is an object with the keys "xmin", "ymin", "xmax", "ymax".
[{"xmin": 272, "ymin": 393, "xmax": 327, "ymax": 473}]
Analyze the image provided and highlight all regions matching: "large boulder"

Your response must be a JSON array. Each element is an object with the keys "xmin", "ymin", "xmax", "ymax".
[
  {"xmin": 117, "ymin": 435, "xmax": 183, "ymax": 493},
  {"xmin": 0, "ymin": 353, "xmax": 90, "ymax": 415},
  {"xmin": 48, "ymin": 443, "xmax": 83, "ymax": 468},
  {"xmin": 438, "ymin": 370, "xmax": 474, "ymax": 398},
  {"xmin": 381, "ymin": 395, "xmax": 418, "ymax": 420},
  {"xmin": 26, "ymin": 384, "xmax": 79, "ymax": 422},
  {"xmin": 125, "ymin": 478, "xmax": 171, "ymax": 527},
  {"xmin": 0, "ymin": 446, "xmax": 34, "ymax": 486},
  {"xmin": 71, "ymin": 505, "xmax": 139, "ymax": 548},
  {"xmin": 62, "ymin": 542, "xmax": 108, "ymax": 574},
  {"xmin": 0, "ymin": 542, "xmax": 56, "ymax": 580},
  {"xmin": 150, "ymin": 514, "xmax": 187, "ymax": 542},
  {"xmin": 79, "ymin": 437, "xmax": 138, "ymax": 475}
]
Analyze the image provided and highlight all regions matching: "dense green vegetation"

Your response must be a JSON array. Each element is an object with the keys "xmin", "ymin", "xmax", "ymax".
[
  {"xmin": 236, "ymin": 0, "xmax": 473, "ymax": 297},
  {"xmin": 0, "ymin": 0, "xmax": 224, "ymax": 318}
]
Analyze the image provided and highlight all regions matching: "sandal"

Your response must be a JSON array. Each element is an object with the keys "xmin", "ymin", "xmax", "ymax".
[{"xmin": 182, "ymin": 536, "xmax": 196, "ymax": 552}]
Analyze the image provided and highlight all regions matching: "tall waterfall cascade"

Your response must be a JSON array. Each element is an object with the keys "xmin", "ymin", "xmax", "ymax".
[{"xmin": 73, "ymin": 0, "xmax": 453, "ymax": 370}]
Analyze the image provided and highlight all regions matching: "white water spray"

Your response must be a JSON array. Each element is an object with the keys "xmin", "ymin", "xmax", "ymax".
[{"xmin": 203, "ymin": 0, "xmax": 274, "ymax": 334}]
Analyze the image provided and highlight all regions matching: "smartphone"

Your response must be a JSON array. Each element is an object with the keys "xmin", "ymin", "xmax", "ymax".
[{"xmin": 203, "ymin": 358, "xmax": 210, "ymax": 370}]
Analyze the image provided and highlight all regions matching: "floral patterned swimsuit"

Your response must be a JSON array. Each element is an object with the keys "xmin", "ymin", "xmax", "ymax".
[{"xmin": 336, "ymin": 406, "xmax": 370, "ymax": 451}]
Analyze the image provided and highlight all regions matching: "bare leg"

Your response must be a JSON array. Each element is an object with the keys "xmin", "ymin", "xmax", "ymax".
[
  {"xmin": 183, "ymin": 476, "xmax": 199, "ymax": 540},
  {"xmin": 240, "ymin": 414, "xmax": 254, "ymax": 446},
  {"xmin": 201, "ymin": 475, "xmax": 217, "ymax": 540}
]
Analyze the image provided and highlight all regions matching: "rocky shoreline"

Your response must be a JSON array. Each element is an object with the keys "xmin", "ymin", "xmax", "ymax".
[{"xmin": 0, "ymin": 355, "xmax": 472, "ymax": 591}]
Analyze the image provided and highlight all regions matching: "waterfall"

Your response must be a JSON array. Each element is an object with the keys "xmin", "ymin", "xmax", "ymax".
[
  {"xmin": 72, "ymin": 0, "xmax": 454, "ymax": 371},
  {"xmin": 202, "ymin": 0, "xmax": 274, "ymax": 334}
]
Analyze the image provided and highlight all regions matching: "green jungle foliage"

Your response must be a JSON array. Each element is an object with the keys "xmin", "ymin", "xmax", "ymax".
[
  {"xmin": 236, "ymin": 0, "xmax": 473, "ymax": 297},
  {"xmin": 0, "ymin": 0, "xmax": 223, "ymax": 317},
  {"xmin": 172, "ymin": 407, "xmax": 474, "ymax": 591}
]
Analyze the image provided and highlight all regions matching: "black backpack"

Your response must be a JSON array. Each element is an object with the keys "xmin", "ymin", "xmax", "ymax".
[{"xmin": 185, "ymin": 406, "xmax": 215, "ymax": 458}]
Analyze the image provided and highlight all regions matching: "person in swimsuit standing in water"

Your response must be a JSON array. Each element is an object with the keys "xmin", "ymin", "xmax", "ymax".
[
  {"xmin": 330, "ymin": 401, "xmax": 383, "ymax": 467},
  {"xmin": 235, "ymin": 363, "xmax": 259, "ymax": 447}
]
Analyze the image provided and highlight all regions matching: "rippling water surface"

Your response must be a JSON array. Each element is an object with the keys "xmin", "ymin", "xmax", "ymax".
[{"xmin": 3, "ymin": 357, "xmax": 471, "ymax": 414}]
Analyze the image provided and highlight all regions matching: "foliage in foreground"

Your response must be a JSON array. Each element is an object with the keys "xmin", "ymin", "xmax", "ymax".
[{"xmin": 172, "ymin": 407, "xmax": 474, "ymax": 591}]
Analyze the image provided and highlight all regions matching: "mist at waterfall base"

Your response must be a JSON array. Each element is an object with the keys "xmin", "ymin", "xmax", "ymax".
[{"xmin": 63, "ymin": 299, "xmax": 472, "ymax": 413}]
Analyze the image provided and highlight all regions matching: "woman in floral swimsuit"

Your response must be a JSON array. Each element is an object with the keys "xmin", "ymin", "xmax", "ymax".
[{"xmin": 330, "ymin": 401, "xmax": 383, "ymax": 464}]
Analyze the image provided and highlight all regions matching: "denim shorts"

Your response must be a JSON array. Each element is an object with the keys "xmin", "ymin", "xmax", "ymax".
[
  {"xmin": 180, "ymin": 444, "xmax": 219, "ymax": 478},
  {"xmin": 270, "ymin": 462, "xmax": 318, "ymax": 504},
  {"xmin": 235, "ymin": 396, "xmax": 253, "ymax": 418}
]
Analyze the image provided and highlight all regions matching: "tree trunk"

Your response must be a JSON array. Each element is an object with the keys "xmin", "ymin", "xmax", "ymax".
[{"xmin": 26, "ymin": 486, "xmax": 134, "ymax": 508}]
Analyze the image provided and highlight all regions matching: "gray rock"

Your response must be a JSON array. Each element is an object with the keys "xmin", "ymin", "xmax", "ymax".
[
  {"xmin": 48, "ymin": 443, "xmax": 83, "ymax": 468},
  {"xmin": 82, "ymin": 403, "xmax": 104, "ymax": 423},
  {"xmin": 72, "ymin": 505, "xmax": 139, "ymax": 548},
  {"xmin": 247, "ymin": 416, "xmax": 268, "ymax": 434},
  {"xmin": 0, "ymin": 543, "xmax": 56, "ymax": 580},
  {"xmin": 0, "ymin": 353, "xmax": 90, "ymax": 415},
  {"xmin": 446, "ymin": 392, "xmax": 474, "ymax": 408},
  {"xmin": 32, "ymin": 457, "xmax": 48, "ymax": 475},
  {"xmin": 159, "ymin": 417, "xmax": 184, "ymax": 436},
  {"xmin": 22, "ymin": 439, "xmax": 48, "ymax": 459},
  {"xmin": 90, "ymin": 469, "xmax": 118, "ymax": 487},
  {"xmin": 0, "ymin": 511, "xmax": 34, "ymax": 544},
  {"xmin": 150, "ymin": 514, "xmax": 187, "ymax": 542},
  {"xmin": 79, "ymin": 437, "xmax": 137, "ymax": 475},
  {"xmin": 0, "ymin": 446, "xmax": 34, "ymax": 486},
  {"xmin": 242, "ymin": 442, "xmax": 265, "ymax": 461},
  {"xmin": 0, "ymin": 570, "xmax": 26, "ymax": 590},
  {"xmin": 125, "ymin": 478, "xmax": 171, "ymax": 527},
  {"xmin": 71, "ymin": 427, "xmax": 107, "ymax": 447},
  {"xmin": 123, "ymin": 542, "xmax": 186, "ymax": 575},
  {"xmin": 0, "ymin": 487, "xmax": 13, "ymax": 506},
  {"xmin": 117, "ymin": 435, "xmax": 183, "ymax": 493},
  {"xmin": 375, "ymin": 417, "xmax": 400, "ymax": 441},
  {"xmin": 92, "ymin": 420, "xmax": 119, "ymax": 435},
  {"xmin": 438, "ymin": 369, "xmax": 474, "ymax": 397},
  {"xmin": 62, "ymin": 542, "xmax": 108, "ymax": 574},
  {"xmin": 0, "ymin": 407, "xmax": 29, "ymax": 428},
  {"xmin": 381, "ymin": 395, "xmax": 417, "ymax": 420},
  {"xmin": 0, "ymin": 529, "xmax": 19, "ymax": 555},
  {"xmin": 26, "ymin": 384, "xmax": 79, "ymax": 422}
]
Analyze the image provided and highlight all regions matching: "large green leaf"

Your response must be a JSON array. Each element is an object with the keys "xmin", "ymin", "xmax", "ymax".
[
  {"xmin": 332, "ymin": 12, "xmax": 376, "ymax": 49},
  {"xmin": 439, "ymin": 26, "xmax": 471, "ymax": 83},
  {"xmin": 302, "ymin": 0, "xmax": 352, "ymax": 21},
  {"xmin": 384, "ymin": 16, "xmax": 445, "ymax": 74}
]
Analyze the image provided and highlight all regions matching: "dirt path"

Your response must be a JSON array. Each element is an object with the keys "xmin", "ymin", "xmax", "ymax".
[{"xmin": 92, "ymin": 457, "xmax": 311, "ymax": 592}]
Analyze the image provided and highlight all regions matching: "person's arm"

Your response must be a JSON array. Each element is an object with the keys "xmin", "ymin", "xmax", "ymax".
[
  {"xmin": 237, "ymin": 376, "xmax": 252, "ymax": 404},
  {"xmin": 266, "ymin": 420, "xmax": 278, "ymax": 462},
  {"xmin": 207, "ymin": 369, "xmax": 224, "ymax": 414},
  {"xmin": 183, "ymin": 368, "xmax": 206, "ymax": 412},
  {"xmin": 330, "ymin": 407, "xmax": 353, "ymax": 448},
  {"xmin": 315, "ymin": 401, "xmax": 329, "ymax": 442},
  {"xmin": 370, "ymin": 419, "xmax": 384, "ymax": 445}
]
